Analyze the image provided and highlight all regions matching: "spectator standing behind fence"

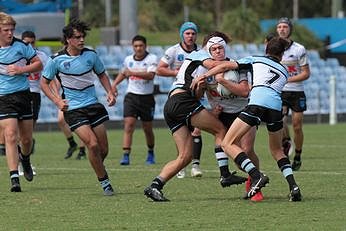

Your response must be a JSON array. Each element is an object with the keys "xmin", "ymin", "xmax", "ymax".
[
  {"xmin": 276, "ymin": 17, "xmax": 310, "ymax": 171},
  {"xmin": 112, "ymin": 35, "xmax": 158, "ymax": 166},
  {"xmin": 0, "ymin": 12, "xmax": 42, "ymax": 192},
  {"xmin": 40, "ymin": 19, "xmax": 116, "ymax": 196}
]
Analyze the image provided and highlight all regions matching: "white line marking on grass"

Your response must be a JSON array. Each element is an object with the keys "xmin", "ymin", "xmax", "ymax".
[{"xmin": 25, "ymin": 167, "xmax": 346, "ymax": 176}]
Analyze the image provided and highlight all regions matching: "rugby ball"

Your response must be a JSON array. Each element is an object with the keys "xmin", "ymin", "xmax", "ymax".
[{"xmin": 216, "ymin": 70, "xmax": 239, "ymax": 97}]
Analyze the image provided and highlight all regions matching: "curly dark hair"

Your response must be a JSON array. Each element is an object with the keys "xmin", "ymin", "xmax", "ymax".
[{"xmin": 62, "ymin": 19, "xmax": 90, "ymax": 45}]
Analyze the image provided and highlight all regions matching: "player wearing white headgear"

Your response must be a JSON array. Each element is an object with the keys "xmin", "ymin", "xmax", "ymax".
[
  {"xmin": 156, "ymin": 22, "xmax": 204, "ymax": 179},
  {"xmin": 277, "ymin": 17, "xmax": 310, "ymax": 171},
  {"xmin": 144, "ymin": 32, "xmax": 248, "ymax": 202},
  {"xmin": 199, "ymin": 31, "xmax": 263, "ymax": 201},
  {"xmin": 192, "ymin": 37, "xmax": 302, "ymax": 202}
]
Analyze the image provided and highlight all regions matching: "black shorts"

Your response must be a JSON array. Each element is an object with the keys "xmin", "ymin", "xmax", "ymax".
[
  {"xmin": 0, "ymin": 90, "xmax": 33, "ymax": 120},
  {"xmin": 239, "ymin": 105, "xmax": 283, "ymax": 132},
  {"xmin": 63, "ymin": 103, "xmax": 109, "ymax": 131},
  {"xmin": 164, "ymin": 91, "xmax": 204, "ymax": 133},
  {"xmin": 218, "ymin": 111, "xmax": 241, "ymax": 129},
  {"xmin": 30, "ymin": 92, "xmax": 41, "ymax": 121},
  {"xmin": 123, "ymin": 93, "xmax": 155, "ymax": 121},
  {"xmin": 281, "ymin": 91, "xmax": 307, "ymax": 113}
]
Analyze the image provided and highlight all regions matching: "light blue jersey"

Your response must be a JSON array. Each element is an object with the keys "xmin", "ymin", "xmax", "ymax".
[
  {"xmin": 42, "ymin": 48, "xmax": 105, "ymax": 110},
  {"xmin": 237, "ymin": 55, "xmax": 288, "ymax": 111},
  {"xmin": 0, "ymin": 37, "xmax": 36, "ymax": 95}
]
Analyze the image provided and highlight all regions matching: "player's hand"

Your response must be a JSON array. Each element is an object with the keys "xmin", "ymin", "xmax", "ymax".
[
  {"xmin": 7, "ymin": 64, "xmax": 23, "ymax": 76},
  {"xmin": 107, "ymin": 91, "xmax": 116, "ymax": 106},
  {"xmin": 56, "ymin": 99, "xmax": 69, "ymax": 111},
  {"xmin": 190, "ymin": 75, "xmax": 206, "ymax": 92},
  {"xmin": 215, "ymin": 72, "xmax": 225, "ymax": 83}
]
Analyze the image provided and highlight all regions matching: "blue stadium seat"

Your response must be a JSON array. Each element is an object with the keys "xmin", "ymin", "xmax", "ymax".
[
  {"xmin": 157, "ymin": 76, "xmax": 174, "ymax": 93},
  {"xmin": 308, "ymin": 50, "xmax": 320, "ymax": 62},
  {"xmin": 154, "ymin": 94, "xmax": 168, "ymax": 119},
  {"xmin": 95, "ymin": 45, "xmax": 108, "ymax": 57},
  {"xmin": 231, "ymin": 44, "xmax": 245, "ymax": 53},
  {"xmin": 326, "ymin": 58, "xmax": 340, "ymax": 68},
  {"xmin": 37, "ymin": 46, "xmax": 52, "ymax": 56},
  {"xmin": 246, "ymin": 43, "xmax": 259, "ymax": 54},
  {"xmin": 123, "ymin": 45, "xmax": 133, "ymax": 56},
  {"xmin": 148, "ymin": 45, "xmax": 164, "ymax": 58}
]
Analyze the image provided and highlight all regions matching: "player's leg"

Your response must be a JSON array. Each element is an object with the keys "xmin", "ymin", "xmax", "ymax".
[
  {"xmin": 18, "ymin": 119, "xmax": 34, "ymax": 182},
  {"xmin": 30, "ymin": 92, "xmax": 41, "ymax": 156},
  {"xmin": 120, "ymin": 116, "xmax": 136, "ymax": 165},
  {"xmin": 190, "ymin": 127, "xmax": 203, "ymax": 177},
  {"xmin": 192, "ymin": 109, "xmax": 247, "ymax": 186},
  {"xmin": 144, "ymin": 126, "xmax": 192, "ymax": 201},
  {"xmin": 92, "ymin": 123, "xmax": 109, "ymax": 162},
  {"xmin": 268, "ymin": 126, "xmax": 302, "ymax": 202},
  {"xmin": 142, "ymin": 120, "xmax": 155, "ymax": 164},
  {"xmin": 240, "ymin": 127, "xmax": 263, "ymax": 201},
  {"xmin": 281, "ymin": 105, "xmax": 292, "ymax": 156},
  {"xmin": 75, "ymin": 124, "xmax": 113, "ymax": 196},
  {"xmin": 0, "ymin": 128, "xmax": 6, "ymax": 155},
  {"xmin": 58, "ymin": 111, "xmax": 77, "ymax": 159},
  {"xmin": 291, "ymin": 111, "xmax": 304, "ymax": 170},
  {"xmin": 222, "ymin": 113, "xmax": 268, "ymax": 198},
  {"xmin": 2, "ymin": 119, "xmax": 22, "ymax": 191},
  {"xmin": 76, "ymin": 140, "xmax": 86, "ymax": 160}
]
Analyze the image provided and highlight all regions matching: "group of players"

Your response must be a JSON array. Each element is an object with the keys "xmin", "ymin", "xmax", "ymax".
[
  {"xmin": 0, "ymin": 11, "xmax": 309, "ymax": 201},
  {"xmin": 143, "ymin": 18, "xmax": 309, "ymax": 202}
]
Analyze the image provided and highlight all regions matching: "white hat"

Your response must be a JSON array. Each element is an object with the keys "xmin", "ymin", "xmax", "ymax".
[{"xmin": 206, "ymin": 36, "xmax": 226, "ymax": 57}]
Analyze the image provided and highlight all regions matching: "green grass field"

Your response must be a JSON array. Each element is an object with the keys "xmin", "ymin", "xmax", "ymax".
[{"xmin": 1, "ymin": 123, "xmax": 346, "ymax": 230}]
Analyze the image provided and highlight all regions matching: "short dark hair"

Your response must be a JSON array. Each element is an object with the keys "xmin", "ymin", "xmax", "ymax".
[
  {"xmin": 21, "ymin": 31, "xmax": 36, "ymax": 40},
  {"xmin": 265, "ymin": 37, "xmax": 289, "ymax": 57},
  {"xmin": 202, "ymin": 31, "xmax": 231, "ymax": 47},
  {"xmin": 132, "ymin": 35, "xmax": 146, "ymax": 44},
  {"xmin": 62, "ymin": 19, "xmax": 90, "ymax": 45}
]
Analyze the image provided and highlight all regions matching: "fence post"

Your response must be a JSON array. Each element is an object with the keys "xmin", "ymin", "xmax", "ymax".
[{"xmin": 329, "ymin": 75, "xmax": 337, "ymax": 125}]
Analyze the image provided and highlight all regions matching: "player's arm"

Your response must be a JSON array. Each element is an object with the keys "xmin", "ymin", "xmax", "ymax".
[
  {"xmin": 99, "ymin": 72, "xmax": 116, "ymax": 106},
  {"xmin": 111, "ymin": 71, "xmax": 127, "ymax": 93},
  {"xmin": 123, "ymin": 68, "xmax": 155, "ymax": 80},
  {"xmin": 40, "ymin": 77, "xmax": 68, "ymax": 111},
  {"xmin": 287, "ymin": 64, "xmax": 310, "ymax": 83},
  {"xmin": 156, "ymin": 60, "xmax": 178, "ymax": 77},
  {"xmin": 7, "ymin": 55, "xmax": 43, "ymax": 76},
  {"xmin": 190, "ymin": 60, "xmax": 238, "ymax": 91},
  {"xmin": 216, "ymin": 73, "xmax": 250, "ymax": 97}
]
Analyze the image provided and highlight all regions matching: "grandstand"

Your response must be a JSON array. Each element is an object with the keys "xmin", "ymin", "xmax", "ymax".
[{"xmin": 36, "ymin": 44, "xmax": 346, "ymax": 123}]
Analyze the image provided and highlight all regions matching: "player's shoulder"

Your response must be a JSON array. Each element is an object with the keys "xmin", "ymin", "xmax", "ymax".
[
  {"xmin": 290, "ymin": 41, "xmax": 306, "ymax": 52},
  {"xmin": 12, "ymin": 37, "xmax": 27, "ymax": 45}
]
